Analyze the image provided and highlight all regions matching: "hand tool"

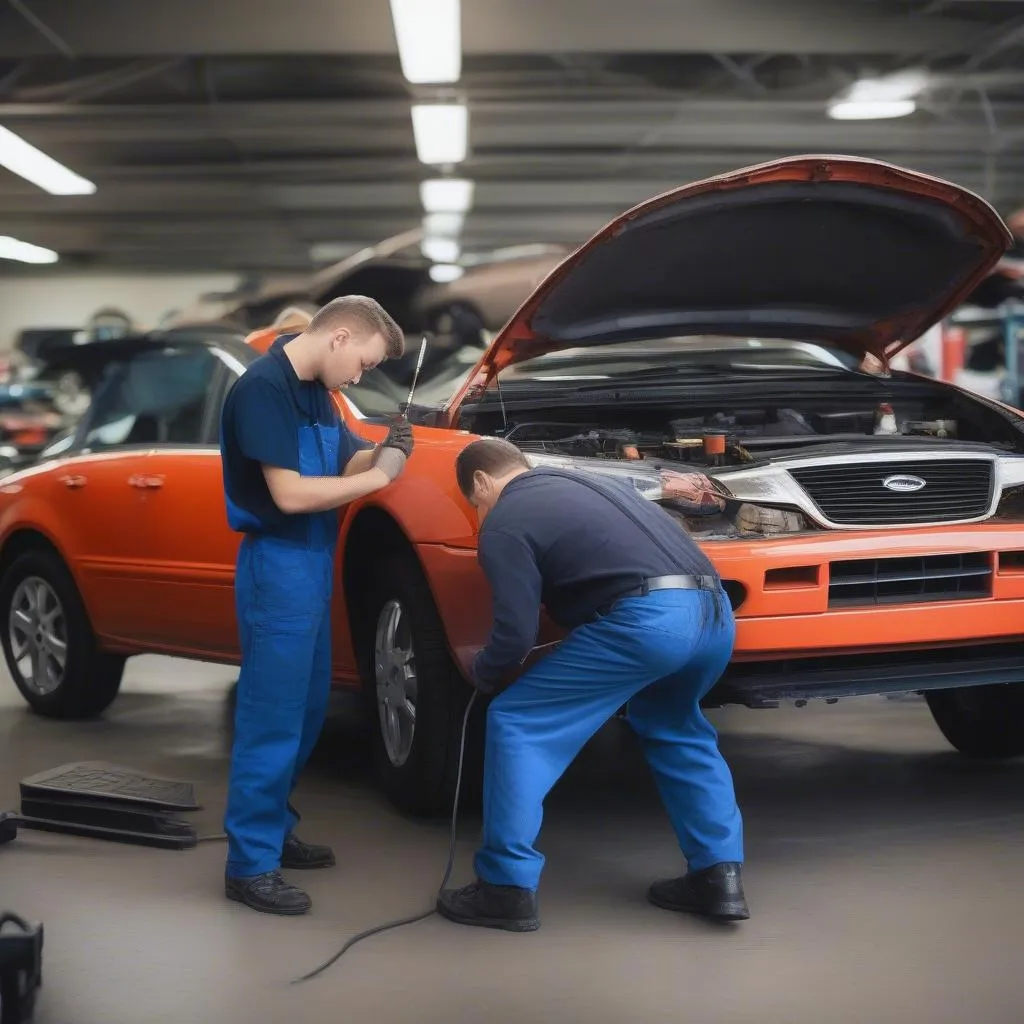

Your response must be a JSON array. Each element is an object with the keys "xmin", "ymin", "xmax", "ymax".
[{"xmin": 403, "ymin": 336, "xmax": 428, "ymax": 419}]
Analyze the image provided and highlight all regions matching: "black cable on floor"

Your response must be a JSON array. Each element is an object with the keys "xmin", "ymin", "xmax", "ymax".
[{"xmin": 290, "ymin": 691, "xmax": 478, "ymax": 985}]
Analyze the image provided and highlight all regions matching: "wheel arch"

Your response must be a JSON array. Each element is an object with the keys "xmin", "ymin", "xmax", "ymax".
[
  {"xmin": 0, "ymin": 525, "xmax": 74, "ymax": 584},
  {"xmin": 342, "ymin": 506, "xmax": 438, "ymax": 681}
]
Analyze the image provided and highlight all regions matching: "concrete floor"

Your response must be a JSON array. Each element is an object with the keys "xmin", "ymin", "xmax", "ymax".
[{"xmin": 2, "ymin": 658, "xmax": 1024, "ymax": 1024}]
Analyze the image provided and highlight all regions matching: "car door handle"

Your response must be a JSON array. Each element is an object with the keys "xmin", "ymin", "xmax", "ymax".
[
  {"xmin": 128, "ymin": 474, "xmax": 165, "ymax": 489},
  {"xmin": 59, "ymin": 474, "xmax": 87, "ymax": 489}
]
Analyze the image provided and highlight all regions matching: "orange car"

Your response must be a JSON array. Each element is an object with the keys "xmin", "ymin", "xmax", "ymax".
[{"xmin": 2, "ymin": 155, "xmax": 1024, "ymax": 817}]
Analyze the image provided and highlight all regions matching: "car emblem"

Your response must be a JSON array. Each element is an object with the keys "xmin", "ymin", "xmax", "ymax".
[{"xmin": 882, "ymin": 474, "xmax": 927, "ymax": 493}]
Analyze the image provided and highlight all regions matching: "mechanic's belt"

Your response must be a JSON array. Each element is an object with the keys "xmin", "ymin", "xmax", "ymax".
[{"xmin": 595, "ymin": 574, "xmax": 718, "ymax": 617}]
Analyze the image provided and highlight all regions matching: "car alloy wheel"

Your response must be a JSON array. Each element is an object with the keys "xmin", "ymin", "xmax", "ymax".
[
  {"xmin": 8, "ymin": 575, "xmax": 68, "ymax": 697},
  {"xmin": 373, "ymin": 598, "xmax": 418, "ymax": 768}
]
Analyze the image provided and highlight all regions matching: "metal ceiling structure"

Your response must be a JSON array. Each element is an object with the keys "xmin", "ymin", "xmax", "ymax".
[{"xmin": 1, "ymin": 0, "xmax": 1023, "ymax": 276}]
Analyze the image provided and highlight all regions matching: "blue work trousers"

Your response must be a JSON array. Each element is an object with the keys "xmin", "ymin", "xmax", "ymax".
[
  {"xmin": 224, "ymin": 534, "xmax": 335, "ymax": 878},
  {"xmin": 475, "ymin": 587, "xmax": 744, "ymax": 891}
]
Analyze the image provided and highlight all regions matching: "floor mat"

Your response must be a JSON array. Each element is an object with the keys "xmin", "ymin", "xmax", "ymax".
[{"xmin": 19, "ymin": 762, "xmax": 201, "ymax": 812}]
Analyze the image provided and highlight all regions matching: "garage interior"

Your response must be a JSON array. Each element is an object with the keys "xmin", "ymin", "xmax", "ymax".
[{"xmin": 2, "ymin": 3, "xmax": 1024, "ymax": 1023}]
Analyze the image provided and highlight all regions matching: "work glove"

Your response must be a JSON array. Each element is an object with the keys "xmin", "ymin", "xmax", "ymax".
[
  {"xmin": 381, "ymin": 418, "xmax": 414, "ymax": 458},
  {"xmin": 373, "ymin": 445, "xmax": 407, "ymax": 482}
]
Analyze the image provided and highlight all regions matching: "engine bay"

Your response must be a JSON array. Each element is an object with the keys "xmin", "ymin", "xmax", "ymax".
[
  {"xmin": 502, "ymin": 403, "xmax": 971, "ymax": 469},
  {"xmin": 461, "ymin": 384, "xmax": 1024, "ymax": 541}
]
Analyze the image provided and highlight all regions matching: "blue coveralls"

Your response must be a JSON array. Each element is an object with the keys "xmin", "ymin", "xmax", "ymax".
[
  {"xmin": 218, "ymin": 336, "xmax": 370, "ymax": 879},
  {"xmin": 470, "ymin": 469, "xmax": 744, "ymax": 892}
]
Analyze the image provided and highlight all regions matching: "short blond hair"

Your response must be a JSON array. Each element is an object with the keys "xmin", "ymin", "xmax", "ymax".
[{"xmin": 307, "ymin": 295, "xmax": 405, "ymax": 360}]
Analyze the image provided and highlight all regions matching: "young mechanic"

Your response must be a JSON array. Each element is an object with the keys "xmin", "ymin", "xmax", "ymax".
[
  {"xmin": 219, "ymin": 295, "xmax": 409, "ymax": 915},
  {"xmin": 437, "ymin": 438, "xmax": 748, "ymax": 931}
]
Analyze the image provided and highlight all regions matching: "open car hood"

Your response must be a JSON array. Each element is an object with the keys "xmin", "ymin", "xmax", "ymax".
[{"xmin": 446, "ymin": 155, "xmax": 1013, "ymax": 420}]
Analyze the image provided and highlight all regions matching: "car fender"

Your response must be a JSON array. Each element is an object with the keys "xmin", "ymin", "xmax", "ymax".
[
  {"xmin": 346, "ymin": 424, "xmax": 483, "ymax": 548},
  {"xmin": 0, "ymin": 491, "xmax": 79, "ymax": 582}
]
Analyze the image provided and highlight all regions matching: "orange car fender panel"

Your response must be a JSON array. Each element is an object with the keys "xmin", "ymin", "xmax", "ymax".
[{"xmin": 416, "ymin": 542, "xmax": 565, "ymax": 682}]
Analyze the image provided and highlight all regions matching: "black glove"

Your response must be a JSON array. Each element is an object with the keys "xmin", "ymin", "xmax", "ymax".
[{"xmin": 381, "ymin": 418, "xmax": 414, "ymax": 458}]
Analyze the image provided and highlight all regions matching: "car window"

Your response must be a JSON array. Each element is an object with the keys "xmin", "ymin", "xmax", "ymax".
[{"xmin": 81, "ymin": 345, "xmax": 219, "ymax": 450}]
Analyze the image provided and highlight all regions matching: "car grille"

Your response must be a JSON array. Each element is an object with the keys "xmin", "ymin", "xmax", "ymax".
[
  {"xmin": 788, "ymin": 459, "xmax": 994, "ymax": 526},
  {"xmin": 828, "ymin": 552, "xmax": 993, "ymax": 608}
]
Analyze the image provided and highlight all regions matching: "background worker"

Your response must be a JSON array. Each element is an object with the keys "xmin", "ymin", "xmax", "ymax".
[
  {"xmin": 219, "ymin": 295, "xmax": 410, "ymax": 916},
  {"xmin": 437, "ymin": 438, "xmax": 747, "ymax": 931}
]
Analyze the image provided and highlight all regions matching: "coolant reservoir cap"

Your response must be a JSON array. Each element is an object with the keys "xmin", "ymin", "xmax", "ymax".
[{"xmin": 702, "ymin": 431, "xmax": 726, "ymax": 457}]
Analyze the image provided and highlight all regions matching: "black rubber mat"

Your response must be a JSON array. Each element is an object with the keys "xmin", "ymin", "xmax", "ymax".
[
  {"xmin": 2, "ymin": 812, "xmax": 196, "ymax": 851},
  {"xmin": 19, "ymin": 762, "xmax": 200, "ymax": 812},
  {"xmin": 20, "ymin": 797, "xmax": 193, "ymax": 837}
]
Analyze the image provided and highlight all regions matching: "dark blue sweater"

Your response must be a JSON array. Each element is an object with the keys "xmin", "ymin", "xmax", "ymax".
[{"xmin": 472, "ymin": 467, "xmax": 719, "ymax": 687}]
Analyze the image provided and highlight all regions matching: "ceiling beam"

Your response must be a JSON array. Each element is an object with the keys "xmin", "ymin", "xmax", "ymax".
[{"xmin": 0, "ymin": 0, "xmax": 987, "ymax": 58}]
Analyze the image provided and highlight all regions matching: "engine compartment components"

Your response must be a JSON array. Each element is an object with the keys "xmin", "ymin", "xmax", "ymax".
[{"xmin": 501, "ymin": 400, "xmax": 969, "ymax": 471}]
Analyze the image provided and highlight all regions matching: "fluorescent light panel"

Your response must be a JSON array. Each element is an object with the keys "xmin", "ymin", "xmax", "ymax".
[
  {"xmin": 828, "ymin": 99, "xmax": 916, "ymax": 120},
  {"xmin": 429, "ymin": 264, "xmax": 464, "ymax": 283},
  {"xmin": 0, "ymin": 125, "xmax": 95, "ymax": 195},
  {"xmin": 411, "ymin": 104, "xmax": 468, "ymax": 166},
  {"xmin": 0, "ymin": 235, "xmax": 58, "ymax": 264},
  {"xmin": 828, "ymin": 69, "xmax": 925, "ymax": 121},
  {"xmin": 422, "ymin": 212, "xmax": 464, "ymax": 236},
  {"xmin": 389, "ymin": 0, "xmax": 461, "ymax": 84},
  {"xmin": 420, "ymin": 177, "xmax": 474, "ymax": 213},
  {"xmin": 422, "ymin": 237, "xmax": 460, "ymax": 263}
]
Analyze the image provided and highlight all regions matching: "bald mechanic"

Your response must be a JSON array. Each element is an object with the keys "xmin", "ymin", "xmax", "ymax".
[
  {"xmin": 437, "ymin": 438, "xmax": 748, "ymax": 931},
  {"xmin": 220, "ymin": 295, "xmax": 408, "ymax": 915}
]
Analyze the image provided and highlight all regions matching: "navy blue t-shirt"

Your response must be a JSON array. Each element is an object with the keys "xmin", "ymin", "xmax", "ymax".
[
  {"xmin": 219, "ymin": 335, "xmax": 372, "ymax": 543},
  {"xmin": 472, "ymin": 468, "xmax": 720, "ymax": 687}
]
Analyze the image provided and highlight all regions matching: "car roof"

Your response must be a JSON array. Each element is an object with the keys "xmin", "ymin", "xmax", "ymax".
[{"xmin": 40, "ymin": 325, "xmax": 253, "ymax": 377}]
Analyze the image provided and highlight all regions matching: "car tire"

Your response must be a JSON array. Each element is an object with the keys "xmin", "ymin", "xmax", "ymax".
[
  {"xmin": 0, "ymin": 547, "xmax": 126, "ymax": 719},
  {"xmin": 925, "ymin": 683, "xmax": 1024, "ymax": 759},
  {"xmin": 360, "ymin": 551, "xmax": 484, "ymax": 818}
]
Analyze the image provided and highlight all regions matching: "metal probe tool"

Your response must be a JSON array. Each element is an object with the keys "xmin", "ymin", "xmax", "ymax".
[{"xmin": 403, "ymin": 336, "xmax": 428, "ymax": 419}]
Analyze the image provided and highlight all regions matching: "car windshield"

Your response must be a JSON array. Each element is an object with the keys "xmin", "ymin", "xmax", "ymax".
[{"xmin": 496, "ymin": 336, "xmax": 865, "ymax": 384}]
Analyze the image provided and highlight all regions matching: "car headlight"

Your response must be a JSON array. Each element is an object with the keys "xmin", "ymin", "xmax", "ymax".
[{"xmin": 523, "ymin": 451, "xmax": 665, "ymax": 499}]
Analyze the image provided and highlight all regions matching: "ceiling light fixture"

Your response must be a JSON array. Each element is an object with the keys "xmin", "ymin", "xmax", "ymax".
[
  {"xmin": 389, "ymin": 0, "xmax": 461, "ymax": 84},
  {"xmin": 422, "ymin": 212, "xmax": 464, "ymax": 236},
  {"xmin": 422, "ymin": 236, "xmax": 460, "ymax": 263},
  {"xmin": 827, "ymin": 68, "xmax": 927, "ymax": 122},
  {"xmin": 429, "ymin": 263, "xmax": 464, "ymax": 283},
  {"xmin": 0, "ymin": 235, "xmax": 59, "ymax": 264},
  {"xmin": 827, "ymin": 99, "xmax": 916, "ymax": 120},
  {"xmin": 0, "ymin": 125, "xmax": 95, "ymax": 195},
  {"xmin": 411, "ymin": 104, "xmax": 468, "ymax": 166},
  {"xmin": 420, "ymin": 177, "xmax": 474, "ymax": 213}
]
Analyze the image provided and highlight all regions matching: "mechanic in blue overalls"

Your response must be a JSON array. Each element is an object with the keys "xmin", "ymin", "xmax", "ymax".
[
  {"xmin": 438, "ymin": 438, "xmax": 748, "ymax": 931},
  {"xmin": 219, "ymin": 296, "xmax": 409, "ymax": 915}
]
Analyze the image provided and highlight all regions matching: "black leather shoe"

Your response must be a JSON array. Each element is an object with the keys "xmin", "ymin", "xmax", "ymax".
[
  {"xmin": 281, "ymin": 833, "xmax": 336, "ymax": 870},
  {"xmin": 225, "ymin": 871, "xmax": 312, "ymax": 915},
  {"xmin": 648, "ymin": 862, "xmax": 750, "ymax": 921},
  {"xmin": 437, "ymin": 879, "xmax": 540, "ymax": 932}
]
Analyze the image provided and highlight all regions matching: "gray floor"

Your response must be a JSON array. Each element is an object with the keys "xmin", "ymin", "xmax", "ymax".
[{"xmin": 2, "ymin": 657, "xmax": 1024, "ymax": 1024}]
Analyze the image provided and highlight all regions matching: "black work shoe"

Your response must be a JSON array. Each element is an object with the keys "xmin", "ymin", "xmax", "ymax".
[
  {"xmin": 281, "ymin": 833, "xmax": 336, "ymax": 870},
  {"xmin": 648, "ymin": 862, "xmax": 750, "ymax": 921},
  {"xmin": 437, "ymin": 879, "xmax": 540, "ymax": 932},
  {"xmin": 225, "ymin": 870, "xmax": 312, "ymax": 915}
]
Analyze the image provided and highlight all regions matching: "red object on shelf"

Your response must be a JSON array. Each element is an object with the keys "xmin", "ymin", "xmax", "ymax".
[{"xmin": 941, "ymin": 324, "xmax": 966, "ymax": 381}]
